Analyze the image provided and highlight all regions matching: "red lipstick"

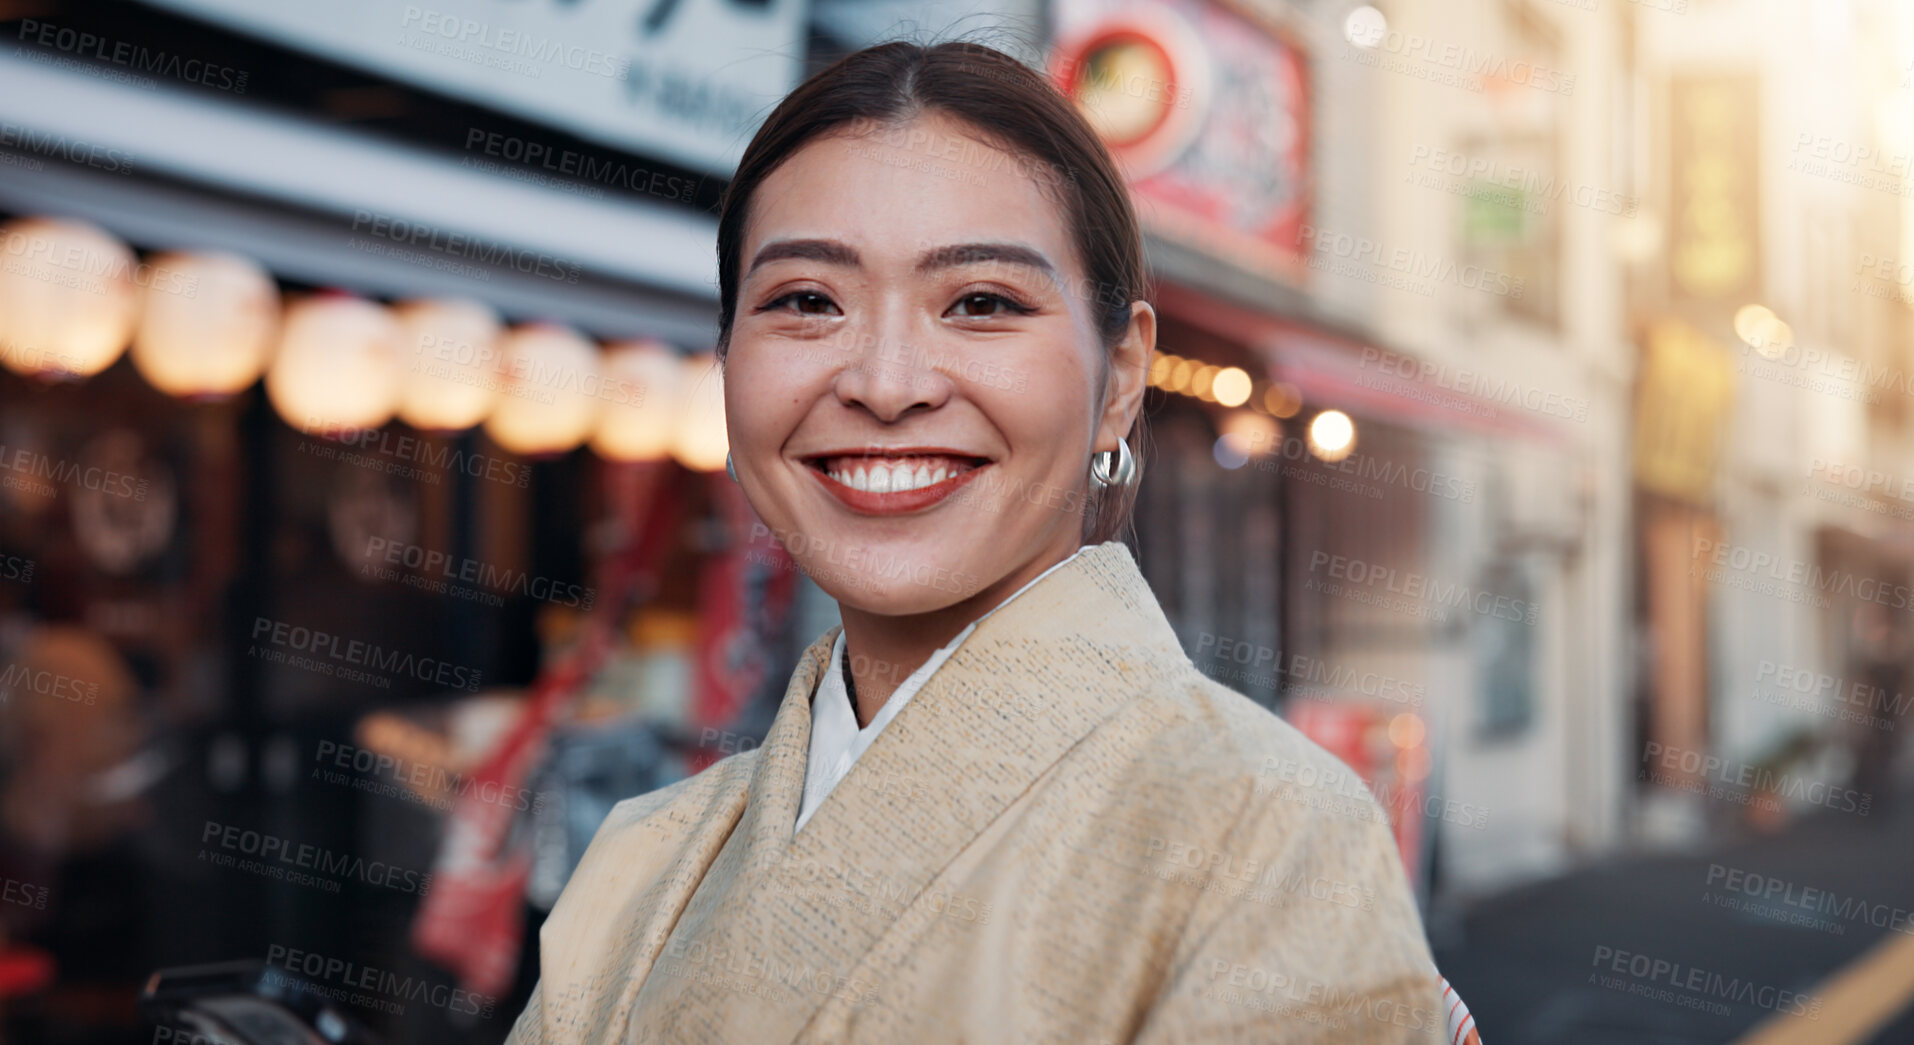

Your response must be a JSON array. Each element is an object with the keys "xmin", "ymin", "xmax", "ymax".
[{"xmin": 803, "ymin": 448, "xmax": 991, "ymax": 516}]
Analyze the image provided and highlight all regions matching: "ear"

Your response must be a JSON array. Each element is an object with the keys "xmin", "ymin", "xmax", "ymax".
[{"xmin": 1094, "ymin": 300, "xmax": 1156, "ymax": 453}]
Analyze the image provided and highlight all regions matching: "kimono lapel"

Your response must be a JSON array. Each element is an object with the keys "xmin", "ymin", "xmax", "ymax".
[
  {"xmin": 614, "ymin": 624, "xmax": 836, "ymax": 1043},
  {"xmin": 535, "ymin": 629, "xmax": 836, "ymax": 1045},
  {"xmin": 625, "ymin": 541, "xmax": 1185, "ymax": 1044}
]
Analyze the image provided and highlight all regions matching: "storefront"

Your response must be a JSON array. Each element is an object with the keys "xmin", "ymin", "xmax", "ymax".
[
  {"xmin": 0, "ymin": 2, "xmax": 811, "ymax": 1041},
  {"xmin": 1048, "ymin": 0, "xmax": 1587, "ymax": 900},
  {"xmin": 1135, "ymin": 278, "xmax": 1573, "ymax": 895}
]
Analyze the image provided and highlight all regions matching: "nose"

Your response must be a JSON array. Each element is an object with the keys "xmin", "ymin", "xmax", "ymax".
[{"xmin": 831, "ymin": 323, "xmax": 953, "ymax": 422}]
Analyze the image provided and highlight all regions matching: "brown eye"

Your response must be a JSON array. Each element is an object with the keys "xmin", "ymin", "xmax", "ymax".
[
  {"xmin": 949, "ymin": 292, "xmax": 1033, "ymax": 318},
  {"xmin": 763, "ymin": 291, "xmax": 840, "ymax": 316}
]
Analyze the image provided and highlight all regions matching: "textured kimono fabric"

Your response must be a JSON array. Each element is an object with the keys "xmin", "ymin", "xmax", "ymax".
[{"xmin": 506, "ymin": 541, "xmax": 1452, "ymax": 1044}]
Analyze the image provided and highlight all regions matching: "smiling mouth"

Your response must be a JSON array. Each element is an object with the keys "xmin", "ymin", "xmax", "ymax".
[{"xmin": 806, "ymin": 453, "xmax": 991, "ymax": 493}]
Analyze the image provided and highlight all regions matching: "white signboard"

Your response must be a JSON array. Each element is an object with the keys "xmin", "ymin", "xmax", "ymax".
[{"xmin": 137, "ymin": 0, "xmax": 807, "ymax": 174}]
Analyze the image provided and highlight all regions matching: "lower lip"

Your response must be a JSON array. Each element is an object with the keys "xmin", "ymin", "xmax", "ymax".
[{"xmin": 808, "ymin": 462, "xmax": 988, "ymax": 515}]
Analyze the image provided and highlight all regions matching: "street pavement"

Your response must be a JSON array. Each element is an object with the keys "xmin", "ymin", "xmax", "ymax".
[{"xmin": 1431, "ymin": 784, "xmax": 1914, "ymax": 1044}]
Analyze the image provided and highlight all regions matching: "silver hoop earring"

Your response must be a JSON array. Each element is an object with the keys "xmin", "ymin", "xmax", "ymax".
[
  {"xmin": 1091, "ymin": 439, "xmax": 1137, "ymax": 488},
  {"xmin": 725, "ymin": 452, "xmax": 739, "ymax": 483}
]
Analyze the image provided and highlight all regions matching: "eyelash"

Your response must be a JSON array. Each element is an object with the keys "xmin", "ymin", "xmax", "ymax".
[
  {"xmin": 752, "ymin": 288, "xmax": 1038, "ymax": 318},
  {"xmin": 951, "ymin": 289, "xmax": 1038, "ymax": 317}
]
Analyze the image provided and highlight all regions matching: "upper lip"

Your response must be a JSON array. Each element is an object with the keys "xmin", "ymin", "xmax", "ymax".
[{"xmin": 798, "ymin": 445, "xmax": 994, "ymax": 463}]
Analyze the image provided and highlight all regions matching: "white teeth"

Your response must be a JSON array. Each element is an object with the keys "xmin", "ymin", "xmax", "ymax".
[{"xmin": 822, "ymin": 456, "xmax": 976, "ymax": 492}]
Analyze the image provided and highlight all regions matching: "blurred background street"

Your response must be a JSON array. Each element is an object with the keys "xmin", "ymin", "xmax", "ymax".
[{"xmin": 0, "ymin": 0, "xmax": 1909, "ymax": 1042}]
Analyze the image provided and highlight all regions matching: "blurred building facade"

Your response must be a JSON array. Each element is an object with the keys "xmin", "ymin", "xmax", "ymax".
[
  {"xmin": 1627, "ymin": 0, "xmax": 1914, "ymax": 841},
  {"xmin": 1315, "ymin": 0, "xmax": 1634, "ymax": 896}
]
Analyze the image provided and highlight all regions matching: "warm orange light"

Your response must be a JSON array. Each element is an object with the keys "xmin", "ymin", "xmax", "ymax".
[
  {"xmin": 671, "ymin": 354, "xmax": 728, "ymax": 472},
  {"xmin": 394, "ymin": 298, "xmax": 504, "ymax": 431},
  {"xmin": 266, "ymin": 293, "xmax": 403, "ymax": 435},
  {"xmin": 484, "ymin": 323, "xmax": 603, "ymax": 455},
  {"xmin": 592, "ymin": 340, "xmax": 681, "ymax": 462},
  {"xmin": 1191, "ymin": 365, "xmax": 1219, "ymax": 401},
  {"xmin": 132, "ymin": 251, "xmax": 279, "ymax": 398},
  {"xmin": 0, "ymin": 217, "xmax": 139, "ymax": 380},
  {"xmin": 1219, "ymin": 411, "xmax": 1280, "ymax": 459},
  {"xmin": 1307, "ymin": 409, "xmax": 1356, "ymax": 462},
  {"xmin": 1732, "ymin": 303, "xmax": 1790, "ymax": 358},
  {"xmin": 1212, "ymin": 366, "xmax": 1252, "ymax": 407},
  {"xmin": 1264, "ymin": 382, "xmax": 1302, "ymax": 418},
  {"xmin": 1167, "ymin": 358, "xmax": 1194, "ymax": 394},
  {"xmin": 1388, "ymin": 713, "xmax": 1426, "ymax": 749}
]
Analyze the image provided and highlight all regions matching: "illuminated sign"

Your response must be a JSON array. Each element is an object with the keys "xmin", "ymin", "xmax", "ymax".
[
  {"xmin": 1668, "ymin": 75, "xmax": 1760, "ymax": 304},
  {"xmin": 1051, "ymin": 0, "xmax": 1311, "ymax": 276}
]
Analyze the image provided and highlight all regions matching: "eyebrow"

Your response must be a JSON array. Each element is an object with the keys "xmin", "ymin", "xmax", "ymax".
[
  {"xmin": 744, "ymin": 238, "xmax": 1062, "ymax": 289},
  {"xmin": 745, "ymin": 238, "xmax": 859, "ymax": 278},
  {"xmin": 917, "ymin": 242, "xmax": 1059, "ymax": 286}
]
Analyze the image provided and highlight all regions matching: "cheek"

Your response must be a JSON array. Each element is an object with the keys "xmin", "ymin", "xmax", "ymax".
[
  {"xmin": 722, "ymin": 345, "xmax": 819, "ymax": 451},
  {"xmin": 988, "ymin": 344, "xmax": 1099, "ymax": 467}
]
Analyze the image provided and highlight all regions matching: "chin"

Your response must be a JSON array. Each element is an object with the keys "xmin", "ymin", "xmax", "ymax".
[{"xmin": 794, "ymin": 548, "xmax": 987, "ymax": 617}]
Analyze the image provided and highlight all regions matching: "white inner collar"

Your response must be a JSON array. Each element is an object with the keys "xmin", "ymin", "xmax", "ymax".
[{"xmin": 794, "ymin": 544, "xmax": 1093, "ymax": 832}]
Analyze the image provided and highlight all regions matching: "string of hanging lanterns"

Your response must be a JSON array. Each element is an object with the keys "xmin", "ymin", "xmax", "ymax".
[{"xmin": 0, "ymin": 214, "xmax": 726, "ymax": 469}]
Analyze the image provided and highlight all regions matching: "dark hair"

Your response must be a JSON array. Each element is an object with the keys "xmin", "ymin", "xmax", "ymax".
[{"xmin": 714, "ymin": 39, "xmax": 1150, "ymax": 545}]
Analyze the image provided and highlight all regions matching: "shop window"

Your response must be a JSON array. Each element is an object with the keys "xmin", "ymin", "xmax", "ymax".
[
  {"xmin": 1134, "ymin": 401, "xmax": 1283, "ymax": 710},
  {"xmin": 1453, "ymin": 1, "xmax": 1566, "ymax": 330},
  {"xmin": 1475, "ymin": 557, "xmax": 1538, "ymax": 738},
  {"xmin": 1457, "ymin": 131, "xmax": 1561, "ymax": 329}
]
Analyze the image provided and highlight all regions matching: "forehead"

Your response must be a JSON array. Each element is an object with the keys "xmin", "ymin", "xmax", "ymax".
[{"xmin": 743, "ymin": 111, "xmax": 1080, "ymax": 280}]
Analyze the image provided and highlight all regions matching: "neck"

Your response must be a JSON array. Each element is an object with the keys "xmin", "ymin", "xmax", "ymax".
[{"xmin": 836, "ymin": 539, "xmax": 1084, "ymax": 727}]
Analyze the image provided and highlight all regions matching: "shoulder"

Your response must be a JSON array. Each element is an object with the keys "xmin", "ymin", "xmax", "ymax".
[
  {"xmin": 1114, "ymin": 666, "xmax": 1417, "ymax": 906},
  {"xmin": 1118, "ymin": 670, "xmax": 1443, "ymax": 1020},
  {"xmin": 1131, "ymin": 664, "xmax": 1373, "ymax": 816}
]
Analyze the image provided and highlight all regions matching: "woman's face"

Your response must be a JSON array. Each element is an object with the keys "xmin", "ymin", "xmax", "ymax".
[{"xmin": 723, "ymin": 110, "xmax": 1151, "ymax": 616}]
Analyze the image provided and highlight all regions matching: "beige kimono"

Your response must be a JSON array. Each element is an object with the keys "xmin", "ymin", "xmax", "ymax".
[{"xmin": 506, "ymin": 542, "xmax": 1448, "ymax": 1044}]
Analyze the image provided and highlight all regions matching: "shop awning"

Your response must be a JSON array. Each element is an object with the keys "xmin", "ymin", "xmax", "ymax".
[
  {"xmin": 0, "ymin": 49, "xmax": 721, "ymax": 345},
  {"xmin": 1154, "ymin": 281, "xmax": 1573, "ymax": 445}
]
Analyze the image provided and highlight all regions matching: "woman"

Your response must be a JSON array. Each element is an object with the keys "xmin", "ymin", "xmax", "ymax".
[{"xmin": 507, "ymin": 39, "xmax": 1462, "ymax": 1044}]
